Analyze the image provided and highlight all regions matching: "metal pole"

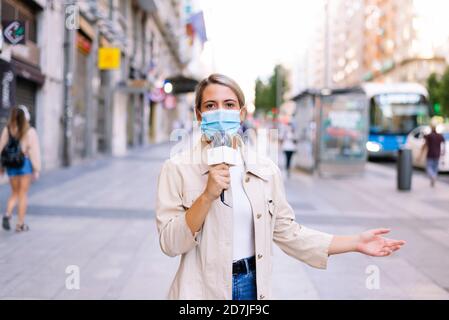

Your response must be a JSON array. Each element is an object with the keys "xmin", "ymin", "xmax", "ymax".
[
  {"xmin": 85, "ymin": 21, "xmax": 99, "ymax": 158},
  {"xmin": 62, "ymin": 0, "xmax": 76, "ymax": 167},
  {"xmin": 324, "ymin": 0, "xmax": 330, "ymax": 88},
  {"xmin": 276, "ymin": 65, "xmax": 282, "ymax": 110},
  {"xmin": 104, "ymin": 0, "xmax": 114, "ymax": 155}
]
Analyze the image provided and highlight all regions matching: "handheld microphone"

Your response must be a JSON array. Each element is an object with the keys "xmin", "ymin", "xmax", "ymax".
[{"xmin": 207, "ymin": 131, "xmax": 237, "ymax": 207}]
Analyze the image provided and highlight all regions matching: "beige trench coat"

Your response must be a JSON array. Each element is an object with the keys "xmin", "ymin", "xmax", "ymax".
[{"xmin": 156, "ymin": 139, "xmax": 334, "ymax": 300}]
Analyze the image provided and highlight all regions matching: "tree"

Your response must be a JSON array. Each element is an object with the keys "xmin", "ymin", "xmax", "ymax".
[
  {"xmin": 426, "ymin": 73, "xmax": 440, "ymax": 114},
  {"xmin": 426, "ymin": 67, "xmax": 449, "ymax": 118},
  {"xmin": 438, "ymin": 67, "xmax": 449, "ymax": 118},
  {"xmin": 254, "ymin": 64, "xmax": 289, "ymax": 114},
  {"xmin": 254, "ymin": 77, "xmax": 272, "ymax": 113}
]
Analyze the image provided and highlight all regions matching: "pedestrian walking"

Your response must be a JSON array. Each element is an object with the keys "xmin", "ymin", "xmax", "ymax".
[
  {"xmin": 156, "ymin": 74, "xmax": 406, "ymax": 300},
  {"xmin": 0, "ymin": 105, "xmax": 41, "ymax": 232},
  {"xmin": 420, "ymin": 121, "xmax": 446, "ymax": 187},
  {"xmin": 280, "ymin": 122, "xmax": 297, "ymax": 178}
]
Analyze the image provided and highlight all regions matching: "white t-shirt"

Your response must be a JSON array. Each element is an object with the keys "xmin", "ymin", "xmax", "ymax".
[
  {"xmin": 281, "ymin": 127, "xmax": 297, "ymax": 152},
  {"xmin": 230, "ymin": 150, "xmax": 255, "ymax": 261}
]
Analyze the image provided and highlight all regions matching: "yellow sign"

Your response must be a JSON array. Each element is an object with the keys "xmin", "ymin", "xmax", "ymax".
[{"xmin": 98, "ymin": 47, "xmax": 121, "ymax": 70}]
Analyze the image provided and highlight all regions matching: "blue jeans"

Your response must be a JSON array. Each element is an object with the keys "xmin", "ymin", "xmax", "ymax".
[
  {"xmin": 6, "ymin": 157, "xmax": 33, "ymax": 177},
  {"xmin": 426, "ymin": 158, "xmax": 440, "ymax": 179},
  {"xmin": 232, "ymin": 268, "xmax": 257, "ymax": 300}
]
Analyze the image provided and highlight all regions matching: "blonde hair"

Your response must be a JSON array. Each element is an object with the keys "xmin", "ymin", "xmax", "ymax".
[{"xmin": 195, "ymin": 74, "xmax": 245, "ymax": 111}]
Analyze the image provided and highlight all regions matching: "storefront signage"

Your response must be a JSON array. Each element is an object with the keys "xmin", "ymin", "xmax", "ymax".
[
  {"xmin": 98, "ymin": 47, "xmax": 121, "ymax": 70},
  {"xmin": 0, "ymin": 59, "xmax": 16, "ymax": 115},
  {"xmin": 2, "ymin": 21, "xmax": 25, "ymax": 45}
]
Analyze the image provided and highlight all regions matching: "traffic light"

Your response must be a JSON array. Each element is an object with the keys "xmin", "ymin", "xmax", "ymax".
[{"xmin": 434, "ymin": 103, "xmax": 441, "ymax": 115}]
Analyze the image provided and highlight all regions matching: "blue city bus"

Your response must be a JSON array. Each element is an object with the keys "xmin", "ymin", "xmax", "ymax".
[{"xmin": 361, "ymin": 83, "xmax": 432, "ymax": 157}]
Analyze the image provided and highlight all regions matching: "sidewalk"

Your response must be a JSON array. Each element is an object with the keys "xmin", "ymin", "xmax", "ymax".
[
  {"xmin": 0, "ymin": 142, "xmax": 448, "ymax": 299},
  {"xmin": 276, "ymin": 162, "xmax": 449, "ymax": 299}
]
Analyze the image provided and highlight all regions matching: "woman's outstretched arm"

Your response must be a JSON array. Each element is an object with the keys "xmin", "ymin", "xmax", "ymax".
[{"xmin": 329, "ymin": 228, "xmax": 406, "ymax": 257}]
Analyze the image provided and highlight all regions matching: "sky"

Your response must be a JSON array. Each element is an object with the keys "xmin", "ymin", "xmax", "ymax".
[
  {"xmin": 198, "ymin": 0, "xmax": 449, "ymax": 108},
  {"xmin": 198, "ymin": 0, "xmax": 323, "ymax": 106},
  {"xmin": 413, "ymin": 0, "xmax": 449, "ymax": 57}
]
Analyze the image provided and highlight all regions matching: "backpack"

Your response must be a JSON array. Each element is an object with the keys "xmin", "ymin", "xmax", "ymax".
[{"xmin": 1, "ymin": 127, "xmax": 25, "ymax": 169}]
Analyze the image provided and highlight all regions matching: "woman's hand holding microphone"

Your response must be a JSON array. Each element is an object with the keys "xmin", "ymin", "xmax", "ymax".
[
  {"xmin": 185, "ymin": 163, "xmax": 231, "ymax": 235},
  {"xmin": 202, "ymin": 163, "xmax": 230, "ymax": 203}
]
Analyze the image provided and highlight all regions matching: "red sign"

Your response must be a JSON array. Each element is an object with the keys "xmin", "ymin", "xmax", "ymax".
[
  {"xmin": 164, "ymin": 95, "xmax": 176, "ymax": 109},
  {"xmin": 149, "ymin": 88, "xmax": 165, "ymax": 102},
  {"xmin": 76, "ymin": 32, "xmax": 92, "ymax": 54}
]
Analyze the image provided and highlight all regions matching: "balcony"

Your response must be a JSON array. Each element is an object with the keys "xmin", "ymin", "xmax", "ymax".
[
  {"xmin": 137, "ymin": 0, "xmax": 185, "ymax": 67},
  {"xmin": 11, "ymin": 41, "xmax": 41, "ymax": 67}
]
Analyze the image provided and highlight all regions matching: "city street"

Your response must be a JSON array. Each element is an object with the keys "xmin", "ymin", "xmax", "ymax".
[
  {"xmin": 1, "ymin": 142, "xmax": 448, "ymax": 300},
  {"xmin": 374, "ymin": 159, "xmax": 449, "ymax": 186}
]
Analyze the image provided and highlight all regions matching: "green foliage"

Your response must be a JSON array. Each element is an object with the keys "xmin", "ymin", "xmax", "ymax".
[
  {"xmin": 426, "ymin": 68, "xmax": 449, "ymax": 117},
  {"xmin": 439, "ymin": 68, "xmax": 449, "ymax": 118},
  {"xmin": 254, "ymin": 64, "xmax": 289, "ymax": 114},
  {"xmin": 427, "ymin": 73, "xmax": 440, "ymax": 111}
]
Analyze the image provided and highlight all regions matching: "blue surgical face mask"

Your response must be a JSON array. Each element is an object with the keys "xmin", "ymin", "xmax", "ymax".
[{"xmin": 200, "ymin": 109, "xmax": 241, "ymax": 139}]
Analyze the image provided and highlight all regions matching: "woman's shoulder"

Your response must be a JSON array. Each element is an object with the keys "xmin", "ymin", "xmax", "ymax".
[
  {"xmin": 243, "ymin": 147, "xmax": 281, "ymax": 174},
  {"xmin": 26, "ymin": 126, "xmax": 38, "ymax": 136}
]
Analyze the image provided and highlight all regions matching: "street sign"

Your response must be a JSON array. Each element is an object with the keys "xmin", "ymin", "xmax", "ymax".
[
  {"xmin": 98, "ymin": 47, "xmax": 121, "ymax": 70},
  {"xmin": 2, "ymin": 21, "xmax": 25, "ymax": 45},
  {"xmin": 149, "ymin": 88, "xmax": 165, "ymax": 102},
  {"xmin": 164, "ymin": 94, "xmax": 176, "ymax": 109}
]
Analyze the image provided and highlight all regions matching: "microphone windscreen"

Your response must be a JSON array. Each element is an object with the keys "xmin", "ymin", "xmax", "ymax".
[
  {"xmin": 222, "ymin": 133, "xmax": 233, "ymax": 148},
  {"xmin": 209, "ymin": 131, "xmax": 234, "ymax": 148},
  {"xmin": 210, "ymin": 131, "xmax": 225, "ymax": 148}
]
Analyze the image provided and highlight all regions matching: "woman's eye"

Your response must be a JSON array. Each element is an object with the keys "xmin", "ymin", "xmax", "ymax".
[
  {"xmin": 226, "ymin": 103, "xmax": 235, "ymax": 108},
  {"xmin": 206, "ymin": 104, "xmax": 215, "ymax": 109}
]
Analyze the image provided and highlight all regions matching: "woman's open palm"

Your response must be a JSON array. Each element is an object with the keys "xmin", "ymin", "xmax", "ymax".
[{"xmin": 357, "ymin": 229, "xmax": 406, "ymax": 257}]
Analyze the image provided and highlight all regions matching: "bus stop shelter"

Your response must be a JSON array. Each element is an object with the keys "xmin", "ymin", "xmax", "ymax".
[{"xmin": 291, "ymin": 87, "xmax": 369, "ymax": 177}]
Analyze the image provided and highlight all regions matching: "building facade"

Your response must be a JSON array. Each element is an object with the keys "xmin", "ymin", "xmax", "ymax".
[
  {"xmin": 0, "ymin": 0, "xmax": 65, "ymax": 170},
  {"xmin": 302, "ymin": 0, "xmax": 449, "ymax": 90},
  {"xmin": 0, "ymin": 0, "xmax": 207, "ymax": 172}
]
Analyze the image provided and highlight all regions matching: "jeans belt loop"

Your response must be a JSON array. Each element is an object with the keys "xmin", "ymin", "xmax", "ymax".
[{"xmin": 244, "ymin": 258, "xmax": 249, "ymax": 274}]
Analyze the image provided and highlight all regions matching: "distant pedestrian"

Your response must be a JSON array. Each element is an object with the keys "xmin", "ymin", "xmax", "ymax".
[
  {"xmin": 420, "ymin": 122, "xmax": 445, "ymax": 187},
  {"xmin": 0, "ymin": 105, "xmax": 41, "ymax": 232},
  {"xmin": 280, "ymin": 122, "xmax": 297, "ymax": 178}
]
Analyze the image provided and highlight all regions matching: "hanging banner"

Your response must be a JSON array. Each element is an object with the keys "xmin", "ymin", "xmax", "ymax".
[
  {"xmin": 187, "ymin": 11, "xmax": 207, "ymax": 45},
  {"xmin": 0, "ymin": 59, "xmax": 16, "ymax": 117},
  {"xmin": 98, "ymin": 47, "xmax": 121, "ymax": 70}
]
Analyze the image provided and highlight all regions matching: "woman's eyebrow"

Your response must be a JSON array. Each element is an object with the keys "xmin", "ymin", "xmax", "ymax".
[{"xmin": 202, "ymin": 99, "xmax": 237, "ymax": 105}]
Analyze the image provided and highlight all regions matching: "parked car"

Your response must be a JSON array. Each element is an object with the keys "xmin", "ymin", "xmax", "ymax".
[{"xmin": 405, "ymin": 124, "xmax": 449, "ymax": 172}]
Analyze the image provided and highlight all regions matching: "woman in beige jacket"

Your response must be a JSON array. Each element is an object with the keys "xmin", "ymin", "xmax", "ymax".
[
  {"xmin": 156, "ymin": 74, "xmax": 406, "ymax": 300},
  {"xmin": 1, "ymin": 105, "xmax": 41, "ymax": 232}
]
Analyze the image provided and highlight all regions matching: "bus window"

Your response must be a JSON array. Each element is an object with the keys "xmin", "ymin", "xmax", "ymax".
[{"xmin": 369, "ymin": 94, "xmax": 430, "ymax": 135}]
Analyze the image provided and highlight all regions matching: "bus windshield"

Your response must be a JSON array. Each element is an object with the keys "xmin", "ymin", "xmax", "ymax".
[{"xmin": 370, "ymin": 93, "xmax": 430, "ymax": 135}]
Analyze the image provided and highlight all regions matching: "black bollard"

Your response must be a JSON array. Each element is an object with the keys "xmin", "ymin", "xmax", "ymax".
[{"xmin": 397, "ymin": 148, "xmax": 413, "ymax": 191}]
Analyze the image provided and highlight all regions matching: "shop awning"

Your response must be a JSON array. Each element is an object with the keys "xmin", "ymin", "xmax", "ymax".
[
  {"xmin": 165, "ymin": 75, "xmax": 199, "ymax": 94},
  {"xmin": 11, "ymin": 58, "xmax": 45, "ymax": 85},
  {"xmin": 116, "ymin": 80, "xmax": 151, "ymax": 94}
]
